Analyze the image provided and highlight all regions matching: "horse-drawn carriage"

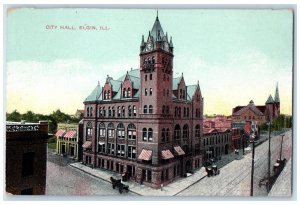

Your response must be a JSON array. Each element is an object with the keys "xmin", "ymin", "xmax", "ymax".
[
  {"xmin": 110, "ymin": 176, "xmax": 129, "ymax": 194},
  {"xmin": 205, "ymin": 165, "xmax": 220, "ymax": 177}
]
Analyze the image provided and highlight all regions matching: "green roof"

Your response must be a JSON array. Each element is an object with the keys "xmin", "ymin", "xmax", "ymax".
[
  {"xmin": 84, "ymin": 84, "xmax": 102, "ymax": 103},
  {"xmin": 172, "ymin": 77, "xmax": 182, "ymax": 90},
  {"xmin": 186, "ymin": 85, "xmax": 198, "ymax": 101},
  {"xmin": 265, "ymin": 94, "xmax": 274, "ymax": 104}
]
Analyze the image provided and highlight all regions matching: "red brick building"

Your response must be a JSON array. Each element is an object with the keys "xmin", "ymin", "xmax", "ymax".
[
  {"xmin": 232, "ymin": 84, "xmax": 280, "ymax": 125},
  {"xmin": 82, "ymin": 16, "xmax": 204, "ymax": 188},
  {"xmin": 6, "ymin": 121, "xmax": 49, "ymax": 195}
]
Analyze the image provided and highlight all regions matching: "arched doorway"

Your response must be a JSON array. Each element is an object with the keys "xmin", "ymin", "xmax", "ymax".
[
  {"xmin": 225, "ymin": 144, "xmax": 229, "ymax": 155},
  {"xmin": 185, "ymin": 160, "xmax": 191, "ymax": 173}
]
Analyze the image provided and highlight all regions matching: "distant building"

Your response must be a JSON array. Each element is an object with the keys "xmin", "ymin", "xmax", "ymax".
[
  {"xmin": 6, "ymin": 121, "xmax": 49, "ymax": 195},
  {"xmin": 232, "ymin": 84, "xmax": 280, "ymax": 125},
  {"xmin": 75, "ymin": 109, "xmax": 84, "ymax": 119},
  {"xmin": 55, "ymin": 122, "xmax": 83, "ymax": 160},
  {"xmin": 202, "ymin": 128, "xmax": 231, "ymax": 162},
  {"xmin": 82, "ymin": 15, "xmax": 204, "ymax": 188}
]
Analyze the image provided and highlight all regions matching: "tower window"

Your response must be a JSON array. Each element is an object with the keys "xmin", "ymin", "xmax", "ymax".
[
  {"xmin": 150, "ymin": 88, "xmax": 153, "ymax": 96},
  {"xmin": 145, "ymin": 89, "xmax": 148, "ymax": 96},
  {"xmin": 127, "ymin": 88, "xmax": 131, "ymax": 97},
  {"xmin": 149, "ymin": 105, "xmax": 153, "ymax": 114},
  {"xmin": 143, "ymin": 105, "xmax": 148, "ymax": 114},
  {"xmin": 150, "ymin": 74, "xmax": 152, "ymax": 80}
]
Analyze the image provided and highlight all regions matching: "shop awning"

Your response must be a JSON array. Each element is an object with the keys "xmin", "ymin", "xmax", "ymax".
[
  {"xmin": 174, "ymin": 146, "xmax": 185, "ymax": 155},
  {"xmin": 55, "ymin": 129, "xmax": 66, "ymax": 137},
  {"xmin": 82, "ymin": 141, "xmax": 92, "ymax": 148},
  {"xmin": 138, "ymin": 149, "xmax": 152, "ymax": 161},
  {"xmin": 64, "ymin": 131, "xmax": 76, "ymax": 138},
  {"xmin": 161, "ymin": 149, "xmax": 174, "ymax": 160}
]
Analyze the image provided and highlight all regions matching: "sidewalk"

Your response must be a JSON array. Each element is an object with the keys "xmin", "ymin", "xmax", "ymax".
[{"xmin": 70, "ymin": 162, "xmax": 207, "ymax": 196}]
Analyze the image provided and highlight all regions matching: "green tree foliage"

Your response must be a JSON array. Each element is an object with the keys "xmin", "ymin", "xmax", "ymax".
[
  {"xmin": 260, "ymin": 114, "xmax": 293, "ymax": 131},
  {"xmin": 6, "ymin": 109, "xmax": 81, "ymax": 134}
]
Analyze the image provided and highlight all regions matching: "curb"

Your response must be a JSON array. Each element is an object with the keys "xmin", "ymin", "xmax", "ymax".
[{"xmin": 69, "ymin": 164, "xmax": 142, "ymax": 196}]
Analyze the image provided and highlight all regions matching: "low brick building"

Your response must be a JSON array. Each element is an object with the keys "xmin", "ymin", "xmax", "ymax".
[
  {"xmin": 6, "ymin": 121, "xmax": 49, "ymax": 195},
  {"xmin": 55, "ymin": 122, "xmax": 83, "ymax": 161}
]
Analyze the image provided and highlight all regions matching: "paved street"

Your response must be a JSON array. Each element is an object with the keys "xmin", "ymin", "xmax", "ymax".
[
  {"xmin": 45, "ymin": 130, "xmax": 292, "ymax": 196},
  {"xmin": 46, "ymin": 150, "xmax": 137, "ymax": 196},
  {"xmin": 177, "ymin": 130, "xmax": 292, "ymax": 196}
]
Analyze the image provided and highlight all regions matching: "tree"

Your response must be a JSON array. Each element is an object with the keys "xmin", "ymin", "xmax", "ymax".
[{"xmin": 6, "ymin": 110, "xmax": 22, "ymax": 122}]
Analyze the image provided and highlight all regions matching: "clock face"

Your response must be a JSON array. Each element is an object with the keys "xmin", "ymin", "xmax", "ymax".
[{"xmin": 146, "ymin": 42, "xmax": 152, "ymax": 51}]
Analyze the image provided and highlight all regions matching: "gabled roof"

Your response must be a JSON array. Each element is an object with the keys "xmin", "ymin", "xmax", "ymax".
[
  {"xmin": 109, "ymin": 79, "xmax": 122, "ymax": 92},
  {"xmin": 186, "ymin": 85, "xmax": 198, "ymax": 101},
  {"xmin": 84, "ymin": 84, "xmax": 102, "ymax": 102},
  {"xmin": 172, "ymin": 77, "xmax": 182, "ymax": 90},
  {"xmin": 233, "ymin": 101, "xmax": 264, "ymax": 116}
]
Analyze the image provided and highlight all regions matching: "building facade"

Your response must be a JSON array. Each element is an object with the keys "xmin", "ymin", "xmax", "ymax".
[
  {"xmin": 232, "ymin": 84, "xmax": 280, "ymax": 125},
  {"xmin": 55, "ymin": 122, "xmax": 83, "ymax": 160},
  {"xmin": 6, "ymin": 121, "xmax": 49, "ymax": 195},
  {"xmin": 82, "ymin": 16, "xmax": 204, "ymax": 188}
]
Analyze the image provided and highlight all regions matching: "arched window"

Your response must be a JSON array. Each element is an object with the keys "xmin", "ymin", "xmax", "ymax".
[
  {"xmin": 98, "ymin": 122, "xmax": 105, "ymax": 137},
  {"xmin": 143, "ymin": 105, "xmax": 148, "ymax": 114},
  {"xmin": 178, "ymin": 107, "xmax": 181, "ymax": 117},
  {"xmin": 108, "ymin": 106, "xmax": 111, "ymax": 117},
  {"xmin": 127, "ymin": 88, "xmax": 131, "ymax": 97},
  {"xmin": 142, "ymin": 128, "xmax": 147, "ymax": 141},
  {"xmin": 117, "ymin": 123, "xmax": 125, "ymax": 139},
  {"xmin": 183, "ymin": 90, "xmax": 185, "ymax": 99},
  {"xmin": 195, "ymin": 124, "xmax": 200, "ymax": 138},
  {"xmin": 187, "ymin": 107, "xmax": 189, "ymax": 117},
  {"xmin": 117, "ymin": 106, "xmax": 121, "ymax": 117},
  {"xmin": 128, "ymin": 105, "xmax": 132, "ymax": 117},
  {"xmin": 102, "ymin": 107, "xmax": 106, "ymax": 117},
  {"xmin": 148, "ymin": 128, "xmax": 153, "ymax": 141},
  {"xmin": 145, "ymin": 88, "xmax": 148, "ymax": 96},
  {"xmin": 184, "ymin": 107, "xmax": 186, "ymax": 117},
  {"xmin": 145, "ymin": 75, "xmax": 147, "ymax": 81},
  {"xmin": 86, "ymin": 122, "xmax": 93, "ymax": 136},
  {"xmin": 183, "ymin": 124, "xmax": 189, "ymax": 139},
  {"xmin": 107, "ymin": 123, "xmax": 115, "ymax": 138},
  {"xmin": 150, "ymin": 88, "xmax": 153, "ymax": 96},
  {"xmin": 162, "ymin": 105, "xmax": 166, "ymax": 114},
  {"xmin": 152, "ymin": 56, "xmax": 155, "ymax": 64},
  {"xmin": 123, "ymin": 88, "xmax": 126, "ymax": 98},
  {"xmin": 161, "ymin": 128, "xmax": 166, "ymax": 142},
  {"xmin": 150, "ymin": 74, "xmax": 152, "ymax": 80},
  {"xmin": 149, "ymin": 105, "xmax": 153, "ymax": 114},
  {"xmin": 133, "ymin": 105, "xmax": 137, "ymax": 116},
  {"xmin": 122, "ymin": 106, "xmax": 125, "ymax": 117},
  {"xmin": 90, "ymin": 107, "xmax": 93, "ymax": 117},
  {"xmin": 174, "ymin": 107, "xmax": 178, "ymax": 117},
  {"xmin": 174, "ymin": 124, "xmax": 181, "ymax": 140},
  {"xmin": 104, "ymin": 91, "xmax": 107, "ymax": 99},
  {"xmin": 112, "ymin": 107, "xmax": 115, "ymax": 117},
  {"xmin": 87, "ymin": 107, "xmax": 90, "ymax": 117},
  {"xmin": 98, "ymin": 107, "xmax": 101, "ymax": 117},
  {"xmin": 108, "ymin": 90, "xmax": 111, "ymax": 99},
  {"xmin": 127, "ymin": 123, "xmax": 136, "ymax": 140},
  {"xmin": 166, "ymin": 128, "xmax": 170, "ymax": 142}
]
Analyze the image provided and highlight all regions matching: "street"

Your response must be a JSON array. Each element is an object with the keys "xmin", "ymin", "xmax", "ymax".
[
  {"xmin": 177, "ymin": 130, "xmax": 292, "ymax": 196},
  {"xmin": 46, "ymin": 150, "xmax": 137, "ymax": 196}
]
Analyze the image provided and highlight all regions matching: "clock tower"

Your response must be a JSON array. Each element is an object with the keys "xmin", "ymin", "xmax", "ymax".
[{"xmin": 139, "ymin": 15, "xmax": 174, "ymax": 115}]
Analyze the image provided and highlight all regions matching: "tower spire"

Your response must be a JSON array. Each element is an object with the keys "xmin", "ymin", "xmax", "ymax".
[
  {"xmin": 274, "ymin": 82, "xmax": 280, "ymax": 103},
  {"xmin": 156, "ymin": 10, "xmax": 158, "ymax": 19}
]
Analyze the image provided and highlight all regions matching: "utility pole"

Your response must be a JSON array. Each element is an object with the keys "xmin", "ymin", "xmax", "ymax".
[
  {"xmin": 267, "ymin": 121, "xmax": 271, "ymax": 192},
  {"xmin": 250, "ymin": 121, "xmax": 257, "ymax": 196},
  {"xmin": 250, "ymin": 133, "xmax": 255, "ymax": 196},
  {"xmin": 279, "ymin": 134, "xmax": 284, "ymax": 161}
]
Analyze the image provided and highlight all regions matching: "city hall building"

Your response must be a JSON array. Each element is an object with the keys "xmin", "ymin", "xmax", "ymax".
[{"xmin": 82, "ymin": 15, "xmax": 204, "ymax": 188}]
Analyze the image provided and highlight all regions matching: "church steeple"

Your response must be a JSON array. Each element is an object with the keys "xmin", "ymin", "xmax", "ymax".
[{"xmin": 274, "ymin": 82, "xmax": 280, "ymax": 103}]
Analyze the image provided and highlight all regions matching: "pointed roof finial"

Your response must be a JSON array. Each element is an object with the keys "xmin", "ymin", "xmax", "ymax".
[{"xmin": 156, "ymin": 10, "xmax": 158, "ymax": 20}]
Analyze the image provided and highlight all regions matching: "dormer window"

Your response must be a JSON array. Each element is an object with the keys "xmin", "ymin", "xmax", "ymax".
[
  {"xmin": 123, "ymin": 88, "xmax": 126, "ymax": 98},
  {"xmin": 127, "ymin": 88, "xmax": 131, "ymax": 97}
]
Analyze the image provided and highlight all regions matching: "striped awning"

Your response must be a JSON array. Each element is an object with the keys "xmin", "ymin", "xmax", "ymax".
[
  {"xmin": 161, "ymin": 149, "xmax": 174, "ymax": 160},
  {"xmin": 82, "ymin": 141, "xmax": 92, "ymax": 148},
  {"xmin": 174, "ymin": 146, "xmax": 185, "ymax": 155},
  {"xmin": 55, "ymin": 129, "xmax": 66, "ymax": 137},
  {"xmin": 64, "ymin": 131, "xmax": 76, "ymax": 138},
  {"xmin": 138, "ymin": 149, "xmax": 152, "ymax": 161}
]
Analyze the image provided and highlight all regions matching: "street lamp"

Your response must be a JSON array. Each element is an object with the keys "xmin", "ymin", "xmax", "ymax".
[
  {"xmin": 267, "ymin": 121, "xmax": 272, "ymax": 192},
  {"xmin": 250, "ymin": 132, "xmax": 256, "ymax": 196}
]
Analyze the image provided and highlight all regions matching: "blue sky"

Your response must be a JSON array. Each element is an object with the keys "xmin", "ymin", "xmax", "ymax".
[{"xmin": 6, "ymin": 8, "xmax": 293, "ymax": 115}]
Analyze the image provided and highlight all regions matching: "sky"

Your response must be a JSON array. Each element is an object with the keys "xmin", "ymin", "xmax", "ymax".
[{"xmin": 5, "ymin": 8, "xmax": 293, "ymax": 116}]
